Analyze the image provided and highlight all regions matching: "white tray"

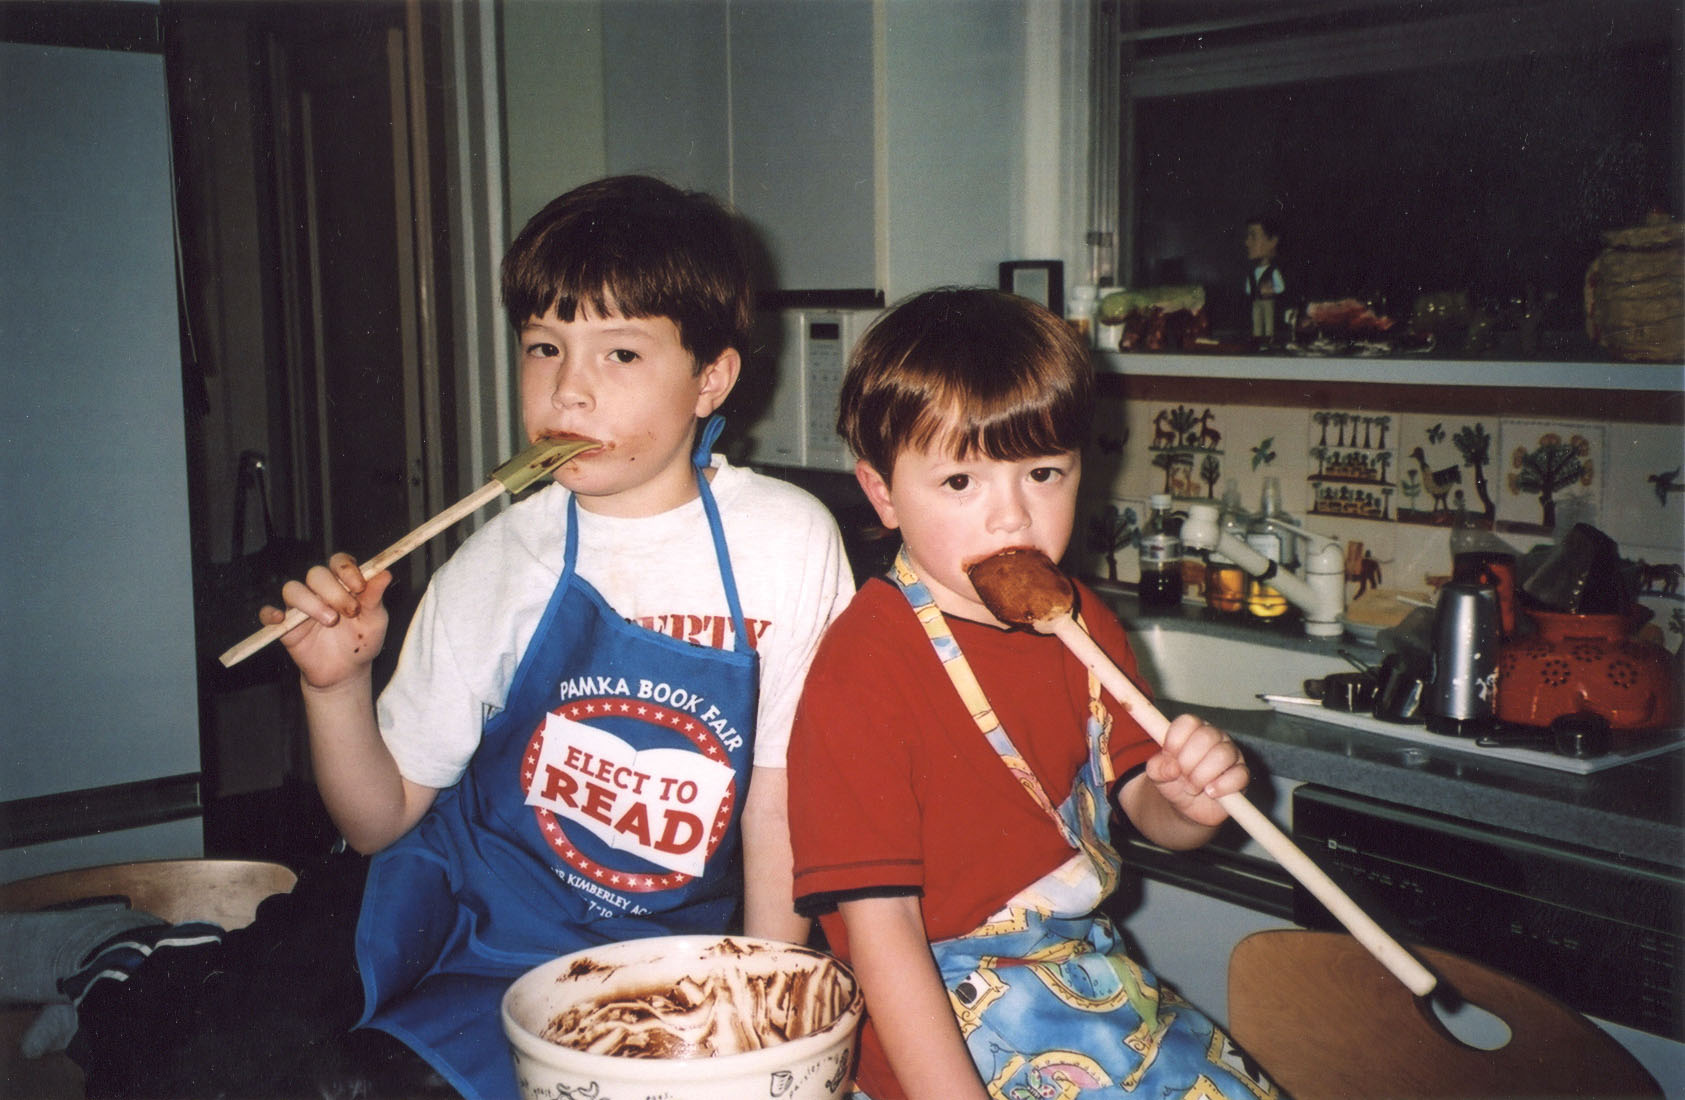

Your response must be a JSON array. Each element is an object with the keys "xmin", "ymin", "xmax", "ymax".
[{"xmin": 1266, "ymin": 700, "xmax": 1685, "ymax": 775}]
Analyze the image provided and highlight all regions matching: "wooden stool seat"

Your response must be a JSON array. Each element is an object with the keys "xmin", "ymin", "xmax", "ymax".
[{"xmin": 1228, "ymin": 929, "xmax": 1662, "ymax": 1099}]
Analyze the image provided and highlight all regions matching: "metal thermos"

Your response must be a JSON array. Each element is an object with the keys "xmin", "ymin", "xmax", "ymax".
[{"xmin": 1425, "ymin": 581, "xmax": 1501, "ymax": 735}]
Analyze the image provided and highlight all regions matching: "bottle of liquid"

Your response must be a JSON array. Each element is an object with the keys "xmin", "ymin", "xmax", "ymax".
[
  {"xmin": 1245, "ymin": 479, "xmax": 1290, "ymax": 619},
  {"xmin": 1066, "ymin": 284, "xmax": 1097, "ymax": 346},
  {"xmin": 1204, "ymin": 482, "xmax": 1247, "ymax": 615},
  {"xmin": 1138, "ymin": 494, "xmax": 1184, "ymax": 613}
]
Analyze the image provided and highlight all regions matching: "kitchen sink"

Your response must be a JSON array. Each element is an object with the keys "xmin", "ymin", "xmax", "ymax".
[{"xmin": 1123, "ymin": 618, "xmax": 1360, "ymax": 711}]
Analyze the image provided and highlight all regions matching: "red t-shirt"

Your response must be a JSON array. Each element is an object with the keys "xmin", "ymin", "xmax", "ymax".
[{"xmin": 788, "ymin": 576, "xmax": 1158, "ymax": 1098}]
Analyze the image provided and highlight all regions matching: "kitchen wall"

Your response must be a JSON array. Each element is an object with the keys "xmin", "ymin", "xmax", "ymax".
[{"xmin": 500, "ymin": 3, "xmax": 1681, "ymax": 626}]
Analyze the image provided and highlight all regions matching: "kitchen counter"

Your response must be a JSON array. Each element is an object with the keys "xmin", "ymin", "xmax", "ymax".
[
  {"xmin": 1207, "ymin": 702, "xmax": 1682, "ymax": 870},
  {"xmin": 1090, "ymin": 591, "xmax": 1684, "ymax": 1073},
  {"xmin": 1100, "ymin": 591, "xmax": 1685, "ymax": 872}
]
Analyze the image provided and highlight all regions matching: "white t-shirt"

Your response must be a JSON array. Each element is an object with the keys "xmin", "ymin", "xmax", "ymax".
[{"xmin": 376, "ymin": 458, "xmax": 853, "ymax": 789}]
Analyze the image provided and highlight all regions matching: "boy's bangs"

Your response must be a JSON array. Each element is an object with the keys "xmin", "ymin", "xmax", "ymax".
[
  {"xmin": 508, "ymin": 234, "xmax": 674, "ymax": 329},
  {"xmin": 502, "ymin": 177, "xmax": 749, "ymax": 363},
  {"xmin": 912, "ymin": 366, "xmax": 1088, "ymax": 463}
]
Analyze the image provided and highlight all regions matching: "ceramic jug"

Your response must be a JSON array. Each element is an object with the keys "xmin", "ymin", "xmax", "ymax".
[{"xmin": 1496, "ymin": 609, "xmax": 1678, "ymax": 732}]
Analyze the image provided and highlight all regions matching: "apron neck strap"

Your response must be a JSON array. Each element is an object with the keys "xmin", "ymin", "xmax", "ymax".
[
  {"xmin": 891, "ymin": 546, "xmax": 1079, "ymax": 844},
  {"xmin": 561, "ymin": 414, "xmax": 751, "ymax": 653},
  {"xmin": 692, "ymin": 417, "xmax": 751, "ymax": 651},
  {"xmin": 693, "ymin": 414, "xmax": 726, "ymax": 467}
]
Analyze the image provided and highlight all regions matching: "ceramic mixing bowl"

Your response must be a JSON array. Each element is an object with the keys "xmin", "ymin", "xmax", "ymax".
[{"xmin": 502, "ymin": 934, "xmax": 862, "ymax": 1100}]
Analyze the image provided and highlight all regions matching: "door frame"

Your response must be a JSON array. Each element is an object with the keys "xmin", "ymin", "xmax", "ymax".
[{"xmin": 266, "ymin": 0, "xmax": 456, "ymax": 588}]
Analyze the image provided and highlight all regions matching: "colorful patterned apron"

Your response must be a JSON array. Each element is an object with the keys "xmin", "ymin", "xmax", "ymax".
[
  {"xmin": 887, "ymin": 550, "xmax": 1278, "ymax": 1100},
  {"xmin": 354, "ymin": 419, "xmax": 759, "ymax": 1100}
]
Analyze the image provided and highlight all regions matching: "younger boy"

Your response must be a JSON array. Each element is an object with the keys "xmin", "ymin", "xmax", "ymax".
[
  {"xmin": 787, "ymin": 288, "xmax": 1274, "ymax": 1099},
  {"xmin": 21, "ymin": 175, "xmax": 851, "ymax": 1099}
]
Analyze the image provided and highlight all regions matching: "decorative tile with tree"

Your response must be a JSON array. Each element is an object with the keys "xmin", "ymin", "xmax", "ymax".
[
  {"xmin": 1077, "ymin": 497, "xmax": 1144, "ymax": 583},
  {"xmin": 1497, "ymin": 420, "xmax": 1604, "ymax": 535},
  {"xmin": 1308, "ymin": 409, "xmax": 1397, "ymax": 521}
]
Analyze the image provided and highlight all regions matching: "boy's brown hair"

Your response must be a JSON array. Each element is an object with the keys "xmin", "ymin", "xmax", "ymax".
[
  {"xmin": 838, "ymin": 287, "xmax": 1095, "ymax": 479},
  {"xmin": 501, "ymin": 175, "xmax": 752, "ymax": 369}
]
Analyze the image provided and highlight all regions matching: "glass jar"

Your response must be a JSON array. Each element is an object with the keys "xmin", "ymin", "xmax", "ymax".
[{"xmin": 1138, "ymin": 494, "xmax": 1184, "ymax": 613}]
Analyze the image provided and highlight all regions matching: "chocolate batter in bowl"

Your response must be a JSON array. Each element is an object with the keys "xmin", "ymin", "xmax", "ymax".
[{"xmin": 501, "ymin": 935, "xmax": 862, "ymax": 1099}]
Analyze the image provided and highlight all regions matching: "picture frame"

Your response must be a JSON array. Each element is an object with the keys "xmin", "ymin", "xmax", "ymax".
[{"xmin": 999, "ymin": 260, "xmax": 1064, "ymax": 316}]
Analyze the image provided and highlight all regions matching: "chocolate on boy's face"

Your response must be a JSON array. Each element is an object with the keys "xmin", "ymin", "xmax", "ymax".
[
  {"xmin": 857, "ymin": 444, "xmax": 1080, "ymax": 626},
  {"xmin": 518, "ymin": 302, "xmax": 738, "ymax": 519}
]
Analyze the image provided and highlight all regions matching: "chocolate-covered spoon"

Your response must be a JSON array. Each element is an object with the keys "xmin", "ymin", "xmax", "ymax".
[
  {"xmin": 219, "ymin": 436, "xmax": 599, "ymax": 667},
  {"xmin": 967, "ymin": 547, "xmax": 1437, "ymax": 998}
]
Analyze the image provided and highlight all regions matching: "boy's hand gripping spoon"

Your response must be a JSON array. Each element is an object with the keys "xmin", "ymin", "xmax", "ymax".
[
  {"xmin": 966, "ymin": 547, "xmax": 1439, "ymax": 999},
  {"xmin": 218, "ymin": 437, "xmax": 599, "ymax": 669}
]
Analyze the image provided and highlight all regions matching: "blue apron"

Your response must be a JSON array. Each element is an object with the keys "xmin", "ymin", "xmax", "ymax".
[
  {"xmin": 354, "ymin": 421, "xmax": 760, "ymax": 1099},
  {"xmin": 886, "ymin": 550, "xmax": 1278, "ymax": 1099}
]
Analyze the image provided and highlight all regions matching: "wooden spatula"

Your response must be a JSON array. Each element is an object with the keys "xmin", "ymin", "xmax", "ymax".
[
  {"xmin": 967, "ymin": 547, "xmax": 1438, "ymax": 997},
  {"xmin": 217, "ymin": 436, "xmax": 599, "ymax": 668}
]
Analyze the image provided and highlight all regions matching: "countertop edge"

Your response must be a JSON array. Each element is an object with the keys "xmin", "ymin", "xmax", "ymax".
[{"xmin": 1193, "ymin": 701, "xmax": 1685, "ymax": 871}]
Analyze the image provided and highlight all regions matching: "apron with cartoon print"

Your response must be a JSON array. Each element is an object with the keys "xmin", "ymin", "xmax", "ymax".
[
  {"xmin": 354, "ymin": 421, "xmax": 759, "ymax": 1100},
  {"xmin": 889, "ymin": 550, "xmax": 1277, "ymax": 1100}
]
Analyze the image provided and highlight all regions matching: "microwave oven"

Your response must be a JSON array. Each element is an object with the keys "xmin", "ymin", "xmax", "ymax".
[{"xmin": 747, "ymin": 307, "xmax": 881, "ymax": 472}]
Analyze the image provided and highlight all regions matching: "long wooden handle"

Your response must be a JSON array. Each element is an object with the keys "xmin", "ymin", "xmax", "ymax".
[
  {"xmin": 1050, "ymin": 615, "xmax": 1438, "ymax": 997},
  {"xmin": 217, "ymin": 479, "xmax": 504, "ymax": 668}
]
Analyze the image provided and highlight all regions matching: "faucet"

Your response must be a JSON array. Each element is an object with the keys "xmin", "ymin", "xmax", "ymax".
[{"xmin": 1182, "ymin": 502, "xmax": 1346, "ymax": 637}]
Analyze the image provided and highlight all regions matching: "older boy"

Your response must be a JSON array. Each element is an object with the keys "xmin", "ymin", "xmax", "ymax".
[
  {"xmin": 788, "ymin": 288, "xmax": 1273, "ymax": 1099},
  {"xmin": 41, "ymin": 175, "xmax": 851, "ymax": 1099}
]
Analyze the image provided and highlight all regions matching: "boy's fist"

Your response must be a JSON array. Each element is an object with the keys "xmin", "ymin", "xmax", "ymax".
[
  {"xmin": 262, "ymin": 553, "xmax": 393, "ymax": 690},
  {"xmin": 1143, "ymin": 714, "xmax": 1249, "ymax": 828}
]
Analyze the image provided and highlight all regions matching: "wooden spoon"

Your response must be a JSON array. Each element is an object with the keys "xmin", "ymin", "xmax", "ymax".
[
  {"xmin": 217, "ymin": 436, "xmax": 600, "ymax": 668},
  {"xmin": 967, "ymin": 547, "xmax": 1438, "ymax": 997}
]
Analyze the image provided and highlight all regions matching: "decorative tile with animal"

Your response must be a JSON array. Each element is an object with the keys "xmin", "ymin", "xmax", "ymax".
[
  {"xmin": 1395, "ymin": 416, "xmax": 1502, "ymax": 529},
  {"xmin": 1145, "ymin": 404, "xmax": 1225, "ymax": 499},
  {"xmin": 1588, "ymin": 420, "xmax": 1684, "ymax": 552},
  {"xmin": 1628, "ymin": 542, "xmax": 1685, "ymax": 602},
  {"xmin": 1623, "ymin": 538, "xmax": 1684, "ymax": 662},
  {"xmin": 1340, "ymin": 523, "xmax": 1403, "ymax": 602},
  {"xmin": 1647, "ymin": 466, "xmax": 1685, "ymax": 508},
  {"xmin": 1307, "ymin": 409, "xmax": 1399, "ymax": 521},
  {"xmin": 1496, "ymin": 420, "xmax": 1605, "ymax": 535}
]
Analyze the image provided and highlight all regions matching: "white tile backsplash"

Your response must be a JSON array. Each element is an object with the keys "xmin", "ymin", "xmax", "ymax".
[{"xmin": 1079, "ymin": 392, "xmax": 1685, "ymax": 654}]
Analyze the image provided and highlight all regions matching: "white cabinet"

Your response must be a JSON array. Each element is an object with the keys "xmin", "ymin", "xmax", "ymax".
[
  {"xmin": 728, "ymin": 0, "xmax": 876, "ymax": 292},
  {"xmin": 599, "ymin": 0, "xmax": 876, "ymax": 293}
]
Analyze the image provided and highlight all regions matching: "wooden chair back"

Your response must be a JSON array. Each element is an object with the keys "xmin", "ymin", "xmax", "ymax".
[
  {"xmin": 1228, "ymin": 929, "xmax": 1661, "ymax": 1099},
  {"xmin": 0, "ymin": 858, "xmax": 296, "ymax": 930}
]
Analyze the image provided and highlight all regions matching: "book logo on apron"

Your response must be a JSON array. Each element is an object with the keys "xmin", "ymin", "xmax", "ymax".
[{"xmin": 522, "ymin": 696, "xmax": 737, "ymax": 887}]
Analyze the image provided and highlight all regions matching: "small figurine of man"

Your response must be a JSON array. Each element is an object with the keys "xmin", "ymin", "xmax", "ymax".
[{"xmin": 1243, "ymin": 217, "xmax": 1285, "ymax": 345}]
